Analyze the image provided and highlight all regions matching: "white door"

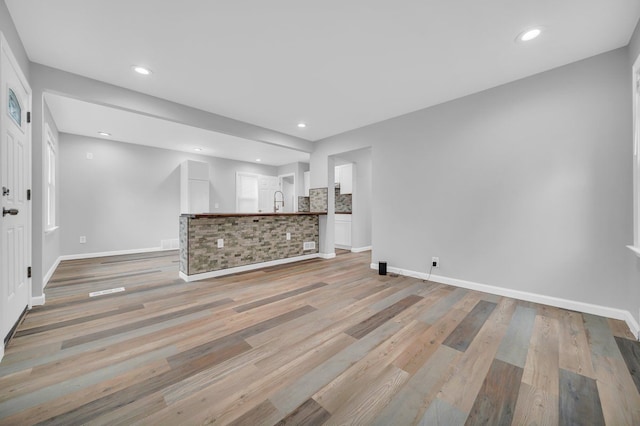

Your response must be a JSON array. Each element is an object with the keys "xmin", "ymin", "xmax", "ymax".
[{"xmin": 1, "ymin": 35, "xmax": 31, "ymax": 347}]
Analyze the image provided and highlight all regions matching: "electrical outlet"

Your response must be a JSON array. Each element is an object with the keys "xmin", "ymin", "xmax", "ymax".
[
  {"xmin": 286, "ymin": 232, "xmax": 291, "ymax": 240},
  {"xmin": 79, "ymin": 236, "xmax": 87, "ymax": 244},
  {"xmin": 217, "ymin": 238, "xmax": 224, "ymax": 248},
  {"xmin": 432, "ymin": 257, "xmax": 439, "ymax": 268}
]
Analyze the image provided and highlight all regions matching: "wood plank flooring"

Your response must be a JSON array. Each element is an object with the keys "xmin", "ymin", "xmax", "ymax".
[{"xmin": 0, "ymin": 250, "xmax": 639, "ymax": 425}]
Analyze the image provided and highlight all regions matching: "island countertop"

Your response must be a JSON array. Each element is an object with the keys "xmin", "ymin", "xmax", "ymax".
[{"xmin": 181, "ymin": 212, "xmax": 326, "ymax": 219}]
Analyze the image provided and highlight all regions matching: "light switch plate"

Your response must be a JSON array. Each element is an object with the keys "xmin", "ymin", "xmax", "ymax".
[{"xmin": 217, "ymin": 238, "xmax": 224, "ymax": 248}]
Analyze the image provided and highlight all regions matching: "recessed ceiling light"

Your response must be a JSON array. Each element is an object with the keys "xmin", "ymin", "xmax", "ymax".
[
  {"xmin": 97, "ymin": 131, "xmax": 111, "ymax": 137},
  {"xmin": 132, "ymin": 65, "xmax": 152, "ymax": 75},
  {"xmin": 517, "ymin": 28, "xmax": 542, "ymax": 42},
  {"xmin": 297, "ymin": 123, "xmax": 307, "ymax": 128},
  {"xmin": 194, "ymin": 148, "xmax": 202, "ymax": 152},
  {"xmin": 256, "ymin": 158, "xmax": 262, "ymax": 162}
]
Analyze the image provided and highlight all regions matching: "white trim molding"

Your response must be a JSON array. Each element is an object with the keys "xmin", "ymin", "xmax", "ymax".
[
  {"xmin": 351, "ymin": 246, "xmax": 372, "ymax": 253},
  {"xmin": 44, "ymin": 226, "xmax": 59, "ymax": 235},
  {"xmin": 31, "ymin": 294, "xmax": 46, "ymax": 306},
  {"xmin": 181, "ymin": 253, "xmax": 321, "ymax": 282},
  {"xmin": 632, "ymin": 54, "xmax": 640, "ymax": 253},
  {"xmin": 319, "ymin": 252, "xmax": 336, "ymax": 260},
  {"xmin": 40, "ymin": 246, "xmax": 178, "ymax": 298},
  {"xmin": 627, "ymin": 245, "xmax": 640, "ymax": 257},
  {"xmin": 58, "ymin": 246, "xmax": 175, "ymax": 262},
  {"xmin": 43, "ymin": 257, "xmax": 62, "ymax": 289},
  {"xmin": 371, "ymin": 263, "xmax": 640, "ymax": 340}
]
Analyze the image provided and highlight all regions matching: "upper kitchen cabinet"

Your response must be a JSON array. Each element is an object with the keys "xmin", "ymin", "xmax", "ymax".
[
  {"xmin": 335, "ymin": 164, "xmax": 353, "ymax": 194},
  {"xmin": 181, "ymin": 160, "xmax": 210, "ymax": 214}
]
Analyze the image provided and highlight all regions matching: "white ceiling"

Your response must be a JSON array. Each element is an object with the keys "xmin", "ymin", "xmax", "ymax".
[
  {"xmin": 44, "ymin": 93, "xmax": 309, "ymax": 167},
  {"xmin": 7, "ymin": 0, "xmax": 640, "ymax": 142}
]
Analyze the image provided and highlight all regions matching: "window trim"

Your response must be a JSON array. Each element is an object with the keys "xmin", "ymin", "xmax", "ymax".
[
  {"xmin": 235, "ymin": 172, "xmax": 260, "ymax": 213},
  {"xmin": 630, "ymin": 54, "xmax": 640, "ymax": 256},
  {"xmin": 44, "ymin": 123, "xmax": 57, "ymax": 232}
]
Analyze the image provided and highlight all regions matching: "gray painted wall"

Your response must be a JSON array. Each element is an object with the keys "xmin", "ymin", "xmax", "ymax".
[
  {"xmin": 629, "ymin": 17, "xmax": 640, "ymax": 65},
  {"xmin": 277, "ymin": 162, "xmax": 309, "ymax": 197},
  {"xmin": 312, "ymin": 47, "xmax": 640, "ymax": 324},
  {"xmin": 0, "ymin": 0, "xmax": 28, "ymax": 78},
  {"xmin": 59, "ymin": 134, "xmax": 276, "ymax": 256},
  {"xmin": 42, "ymin": 100, "xmax": 60, "ymax": 279}
]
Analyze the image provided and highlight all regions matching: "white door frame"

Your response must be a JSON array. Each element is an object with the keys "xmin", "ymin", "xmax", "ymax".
[{"xmin": 0, "ymin": 32, "xmax": 32, "ymax": 361}]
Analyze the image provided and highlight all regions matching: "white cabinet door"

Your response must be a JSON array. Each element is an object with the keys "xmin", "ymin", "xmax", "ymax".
[
  {"xmin": 335, "ymin": 164, "xmax": 353, "ymax": 194},
  {"xmin": 188, "ymin": 179, "xmax": 209, "ymax": 213},
  {"xmin": 181, "ymin": 160, "xmax": 210, "ymax": 214},
  {"xmin": 335, "ymin": 214, "xmax": 352, "ymax": 247}
]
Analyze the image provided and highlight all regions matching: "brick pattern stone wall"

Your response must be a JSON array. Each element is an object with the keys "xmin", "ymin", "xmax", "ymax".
[
  {"xmin": 179, "ymin": 216, "xmax": 189, "ymax": 273},
  {"xmin": 183, "ymin": 215, "xmax": 319, "ymax": 275},
  {"xmin": 335, "ymin": 188, "xmax": 352, "ymax": 213},
  {"xmin": 310, "ymin": 187, "xmax": 328, "ymax": 212},
  {"xmin": 298, "ymin": 196, "xmax": 310, "ymax": 212}
]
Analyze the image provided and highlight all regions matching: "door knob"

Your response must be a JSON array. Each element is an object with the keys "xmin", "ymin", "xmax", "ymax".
[
  {"xmin": 2, "ymin": 208, "xmax": 18, "ymax": 217},
  {"xmin": 2, "ymin": 187, "xmax": 8, "ymax": 196}
]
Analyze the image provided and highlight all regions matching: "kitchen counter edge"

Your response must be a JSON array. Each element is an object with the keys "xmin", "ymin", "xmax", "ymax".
[{"xmin": 181, "ymin": 212, "xmax": 327, "ymax": 218}]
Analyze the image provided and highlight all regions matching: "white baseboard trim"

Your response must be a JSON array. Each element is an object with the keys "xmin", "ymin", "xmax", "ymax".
[
  {"xmin": 58, "ymin": 246, "xmax": 175, "ymax": 262},
  {"xmin": 181, "ymin": 253, "xmax": 321, "ymax": 282},
  {"xmin": 351, "ymin": 246, "xmax": 372, "ymax": 253},
  {"xmin": 0, "ymin": 344, "xmax": 4, "ymax": 363},
  {"xmin": 319, "ymin": 253, "xmax": 337, "ymax": 259},
  {"xmin": 371, "ymin": 263, "xmax": 640, "ymax": 340},
  {"xmin": 43, "ymin": 257, "xmax": 62, "ymax": 290},
  {"xmin": 31, "ymin": 294, "xmax": 46, "ymax": 306},
  {"xmin": 335, "ymin": 244, "xmax": 351, "ymax": 250}
]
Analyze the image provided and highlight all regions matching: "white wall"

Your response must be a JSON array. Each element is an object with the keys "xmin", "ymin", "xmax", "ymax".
[
  {"xmin": 312, "ymin": 47, "xmax": 640, "ymax": 325},
  {"xmin": 59, "ymin": 133, "xmax": 276, "ymax": 256}
]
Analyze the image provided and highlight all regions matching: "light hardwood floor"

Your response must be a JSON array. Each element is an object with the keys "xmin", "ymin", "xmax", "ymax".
[{"xmin": 0, "ymin": 250, "xmax": 639, "ymax": 425}]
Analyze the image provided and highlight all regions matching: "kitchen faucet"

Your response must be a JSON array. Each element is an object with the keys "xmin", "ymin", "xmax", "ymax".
[{"xmin": 274, "ymin": 191, "xmax": 285, "ymax": 212}]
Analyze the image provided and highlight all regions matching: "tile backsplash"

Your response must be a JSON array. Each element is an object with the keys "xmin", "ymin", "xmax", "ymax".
[
  {"xmin": 298, "ymin": 196, "xmax": 310, "ymax": 212},
  {"xmin": 335, "ymin": 188, "xmax": 352, "ymax": 213},
  {"xmin": 310, "ymin": 187, "xmax": 328, "ymax": 213},
  {"xmin": 299, "ymin": 188, "xmax": 351, "ymax": 213}
]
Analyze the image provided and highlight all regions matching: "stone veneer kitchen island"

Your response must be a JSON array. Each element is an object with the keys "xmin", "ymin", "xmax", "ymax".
[{"xmin": 179, "ymin": 212, "xmax": 322, "ymax": 281}]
